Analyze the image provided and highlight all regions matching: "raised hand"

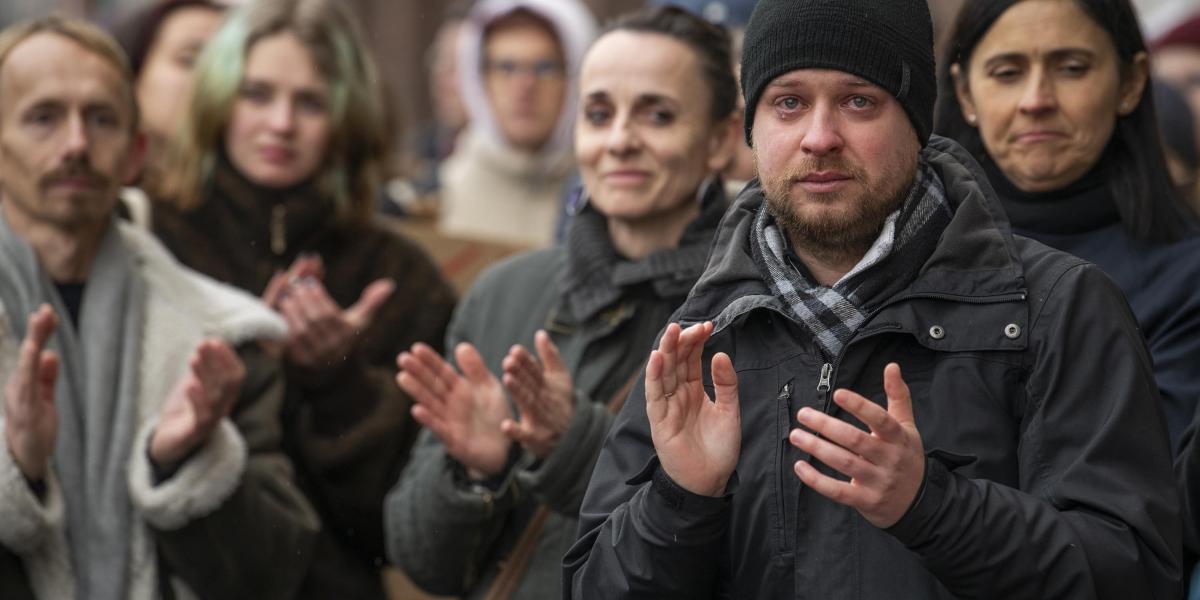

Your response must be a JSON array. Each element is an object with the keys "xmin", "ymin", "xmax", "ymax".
[
  {"xmin": 499, "ymin": 330, "xmax": 574, "ymax": 459},
  {"xmin": 275, "ymin": 273, "xmax": 395, "ymax": 370},
  {"xmin": 151, "ymin": 339, "xmax": 246, "ymax": 470},
  {"xmin": 789, "ymin": 363, "xmax": 925, "ymax": 528},
  {"xmin": 396, "ymin": 342, "xmax": 512, "ymax": 479},
  {"xmin": 645, "ymin": 322, "xmax": 740, "ymax": 497},
  {"xmin": 4, "ymin": 305, "xmax": 60, "ymax": 481}
]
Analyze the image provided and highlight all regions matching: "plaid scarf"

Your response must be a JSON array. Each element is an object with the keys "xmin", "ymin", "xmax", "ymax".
[{"xmin": 750, "ymin": 154, "xmax": 952, "ymax": 359}]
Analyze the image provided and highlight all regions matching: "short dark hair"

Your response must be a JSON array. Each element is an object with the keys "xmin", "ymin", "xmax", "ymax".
[
  {"xmin": 113, "ymin": 0, "xmax": 223, "ymax": 78},
  {"xmin": 605, "ymin": 5, "xmax": 737, "ymax": 123},
  {"xmin": 934, "ymin": 0, "xmax": 1196, "ymax": 243}
]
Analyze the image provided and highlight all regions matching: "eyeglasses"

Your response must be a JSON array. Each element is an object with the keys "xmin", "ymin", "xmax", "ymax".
[{"xmin": 483, "ymin": 58, "xmax": 565, "ymax": 81}]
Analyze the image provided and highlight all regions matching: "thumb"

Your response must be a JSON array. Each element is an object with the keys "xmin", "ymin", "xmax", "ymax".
[
  {"xmin": 534, "ymin": 330, "xmax": 565, "ymax": 374},
  {"xmin": 883, "ymin": 363, "xmax": 915, "ymax": 426},
  {"xmin": 711, "ymin": 352, "xmax": 739, "ymax": 410},
  {"xmin": 346, "ymin": 278, "xmax": 396, "ymax": 328},
  {"xmin": 455, "ymin": 343, "xmax": 496, "ymax": 386}
]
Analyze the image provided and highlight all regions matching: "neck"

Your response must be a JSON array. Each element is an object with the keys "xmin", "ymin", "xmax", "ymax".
[
  {"xmin": 2, "ymin": 200, "xmax": 106, "ymax": 282},
  {"xmin": 787, "ymin": 231, "xmax": 872, "ymax": 287},
  {"xmin": 606, "ymin": 199, "xmax": 700, "ymax": 261}
]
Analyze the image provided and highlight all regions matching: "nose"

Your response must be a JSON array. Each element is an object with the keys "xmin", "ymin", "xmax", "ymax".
[
  {"xmin": 800, "ymin": 104, "xmax": 843, "ymax": 156},
  {"xmin": 62, "ymin": 112, "xmax": 89, "ymax": 158},
  {"xmin": 604, "ymin": 113, "xmax": 640, "ymax": 157},
  {"xmin": 267, "ymin": 98, "xmax": 296, "ymax": 134},
  {"xmin": 1018, "ymin": 68, "xmax": 1057, "ymax": 115}
]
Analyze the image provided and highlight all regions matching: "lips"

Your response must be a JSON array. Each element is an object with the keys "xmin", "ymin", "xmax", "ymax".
[
  {"xmin": 1013, "ymin": 130, "xmax": 1067, "ymax": 143},
  {"xmin": 603, "ymin": 170, "xmax": 652, "ymax": 186},
  {"xmin": 796, "ymin": 170, "xmax": 852, "ymax": 193},
  {"xmin": 258, "ymin": 145, "xmax": 296, "ymax": 164}
]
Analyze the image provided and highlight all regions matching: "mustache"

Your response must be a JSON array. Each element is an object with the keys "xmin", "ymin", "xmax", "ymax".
[
  {"xmin": 40, "ymin": 161, "xmax": 109, "ymax": 189},
  {"xmin": 771, "ymin": 158, "xmax": 869, "ymax": 183}
]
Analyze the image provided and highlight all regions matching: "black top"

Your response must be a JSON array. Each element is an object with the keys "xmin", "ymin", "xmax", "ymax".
[
  {"xmin": 987, "ymin": 157, "xmax": 1200, "ymax": 451},
  {"xmin": 53, "ymin": 281, "xmax": 85, "ymax": 330}
]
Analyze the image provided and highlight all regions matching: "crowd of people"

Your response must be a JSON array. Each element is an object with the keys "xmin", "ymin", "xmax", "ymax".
[{"xmin": 0, "ymin": 0, "xmax": 1198, "ymax": 599}]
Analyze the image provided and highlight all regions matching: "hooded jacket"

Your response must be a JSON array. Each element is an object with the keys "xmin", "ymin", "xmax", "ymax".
[
  {"xmin": 438, "ymin": 0, "xmax": 596, "ymax": 247},
  {"xmin": 564, "ymin": 137, "xmax": 1182, "ymax": 599}
]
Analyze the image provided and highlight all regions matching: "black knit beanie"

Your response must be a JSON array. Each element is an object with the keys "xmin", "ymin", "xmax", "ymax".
[{"xmin": 740, "ymin": 0, "xmax": 936, "ymax": 147}]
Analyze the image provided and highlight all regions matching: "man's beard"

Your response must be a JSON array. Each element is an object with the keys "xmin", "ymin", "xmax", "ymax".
[{"xmin": 760, "ymin": 156, "xmax": 916, "ymax": 265}]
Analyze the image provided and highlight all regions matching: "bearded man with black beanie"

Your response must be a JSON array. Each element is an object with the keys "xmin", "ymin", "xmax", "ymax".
[{"xmin": 564, "ymin": 0, "xmax": 1183, "ymax": 597}]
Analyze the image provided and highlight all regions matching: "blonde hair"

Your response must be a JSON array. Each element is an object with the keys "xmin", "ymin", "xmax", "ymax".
[
  {"xmin": 168, "ymin": 0, "xmax": 390, "ymax": 221},
  {"xmin": 0, "ymin": 15, "xmax": 139, "ymax": 131}
]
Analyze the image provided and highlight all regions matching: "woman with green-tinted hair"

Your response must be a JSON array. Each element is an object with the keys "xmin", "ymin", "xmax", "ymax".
[{"xmin": 150, "ymin": 0, "xmax": 457, "ymax": 597}]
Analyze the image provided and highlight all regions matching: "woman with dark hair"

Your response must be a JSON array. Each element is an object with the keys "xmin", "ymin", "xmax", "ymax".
[
  {"xmin": 935, "ymin": 0, "xmax": 1200, "ymax": 584},
  {"xmin": 149, "ymin": 0, "xmax": 457, "ymax": 597},
  {"xmin": 383, "ymin": 6, "xmax": 738, "ymax": 598}
]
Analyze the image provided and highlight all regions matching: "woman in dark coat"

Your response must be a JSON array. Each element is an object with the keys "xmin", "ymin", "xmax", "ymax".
[
  {"xmin": 383, "ymin": 7, "xmax": 741, "ymax": 599},
  {"xmin": 935, "ymin": 0, "xmax": 1200, "ymax": 589},
  {"xmin": 150, "ymin": 0, "xmax": 456, "ymax": 597}
]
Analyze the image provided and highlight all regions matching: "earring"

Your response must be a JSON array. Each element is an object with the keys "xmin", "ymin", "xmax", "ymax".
[{"xmin": 966, "ymin": 113, "xmax": 978, "ymax": 125}]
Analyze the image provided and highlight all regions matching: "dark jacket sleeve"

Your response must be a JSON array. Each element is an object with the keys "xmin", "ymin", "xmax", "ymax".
[
  {"xmin": 285, "ymin": 233, "xmax": 456, "ymax": 565},
  {"xmin": 383, "ymin": 428, "xmax": 524, "ymax": 595},
  {"xmin": 887, "ymin": 263, "xmax": 1183, "ymax": 599},
  {"xmin": 151, "ymin": 345, "xmax": 321, "ymax": 600},
  {"xmin": 563, "ymin": 378, "xmax": 732, "ymax": 600},
  {"xmin": 516, "ymin": 396, "xmax": 614, "ymax": 517}
]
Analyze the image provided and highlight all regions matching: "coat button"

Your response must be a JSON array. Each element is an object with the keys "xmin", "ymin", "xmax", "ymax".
[
  {"xmin": 929, "ymin": 325, "xmax": 945, "ymax": 340},
  {"xmin": 1004, "ymin": 323, "xmax": 1021, "ymax": 339}
]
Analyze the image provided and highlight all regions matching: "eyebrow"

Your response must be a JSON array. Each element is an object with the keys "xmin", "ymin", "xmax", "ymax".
[
  {"xmin": 765, "ymin": 76, "xmax": 873, "ymax": 91},
  {"xmin": 983, "ymin": 47, "xmax": 1097, "ymax": 66}
]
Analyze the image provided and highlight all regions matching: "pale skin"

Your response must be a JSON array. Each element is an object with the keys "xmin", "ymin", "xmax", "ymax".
[
  {"xmin": 260, "ymin": 254, "xmax": 395, "ymax": 369},
  {"xmin": 646, "ymin": 68, "xmax": 927, "ymax": 527},
  {"xmin": 0, "ymin": 33, "xmax": 248, "ymax": 480}
]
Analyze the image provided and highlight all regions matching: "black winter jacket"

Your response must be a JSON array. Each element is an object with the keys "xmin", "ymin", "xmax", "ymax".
[{"xmin": 563, "ymin": 137, "xmax": 1183, "ymax": 599}]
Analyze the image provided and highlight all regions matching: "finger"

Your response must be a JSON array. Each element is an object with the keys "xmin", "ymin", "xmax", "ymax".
[
  {"xmin": 397, "ymin": 370, "xmax": 446, "ymax": 410},
  {"xmin": 657, "ymin": 323, "xmax": 681, "ymax": 393},
  {"xmin": 28, "ymin": 305, "xmax": 59, "ymax": 350},
  {"xmin": 455, "ymin": 342, "xmax": 496, "ymax": 387},
  {"xmin": 711, "ymin": 352, "xmax": 739, "ymax": 411},
  {"xmin": 682, "ymin": 322, "xmax": 713, "ymax": 383},
  {"xmin": 794, "ymin": 460, "xmax": 858, "ymax": 507},
  {"xmin": 397, "ymin": 351, "xmax": 451, "ymax": 403},
  {"xmin": 289, "ymin": 284, "xmax": 342, "ymax": 340},
  {"xmin": 261, "ymin": 270, "xmax": 289, "ymax": 308},
  {"xmin": 644, "ymin": 350, "xmax": 666, "ymax": 414},
  {"xmin": 796, "ymin": 407, "xmax": 884, "ymax": 464},
  {"xmin": 832, "ymin": 389, "xmax": 903, "ymax": 443},
  {"xmin": 35, "ymin": 351, "xmax": 59, "ymax": 405},
  {"xmin": 413, "ymin": 343, "xmax": 461, "ymax": 396},
  {"xmin": 883, "ymin": 363, "xmax": 915, "ymax": 427},
  {"xmin": 411, "ymin": 404, "xmax": 453, "ymax": 443},
  {"xmin": 790, "ymin": 428, "xmax": 874, "ymax": 482},
  {"xmin": 345, "ymin": 278, "xmax": 396, "ymax": 330},
  {"xmin": 499, "ymin": 418, "xmax": 529, "ymax": 443},
  {"xmin": 534, "ymin": 330, "xmax": 566, "ymax": 375},
  {"xmin": 289, "ymin": 254, "xmax": 325, "ymax": 281},
  {"xmin": 501, "ymin": 372, "xmax": 531, "ymax": 411},
  {"xmin": 502, "ymin": 347, "xmax": 542, "ymax": 401}
]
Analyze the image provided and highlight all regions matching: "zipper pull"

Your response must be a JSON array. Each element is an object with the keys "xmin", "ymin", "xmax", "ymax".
[
  {"xmin": 270, "ymin": 204, "xmax": 287, "ymax": 256},
  {"xmin": 816, "ymin": 363, "xmax": 832, "ymax": 393}
]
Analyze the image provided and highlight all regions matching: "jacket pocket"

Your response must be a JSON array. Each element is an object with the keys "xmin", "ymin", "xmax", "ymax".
[{"xmin": 773, "ymin": 380, "xmax": 795, "ymax": 555}]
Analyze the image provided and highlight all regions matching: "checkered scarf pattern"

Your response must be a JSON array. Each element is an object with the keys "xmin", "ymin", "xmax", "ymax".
[{"xmin": 750, "ymin": 155, "xmax": 951, "ymax": 359}]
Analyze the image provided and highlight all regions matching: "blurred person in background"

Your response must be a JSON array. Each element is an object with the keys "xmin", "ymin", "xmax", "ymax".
[
  {"xmin": 438, "ymin": 0, "xmax": 596, "ymax": 247},
  {"xmin": 0, "ymin": 16, "xmax": 317, "ymax": 600},
  {"xmin": 1154, "ymin": 13, "xmax": 1200, "ymax": 157},
  {"xmin": 114, "ymin": 0, "xmax": 226, "ymax": 206},
  {"xmin": 150, "ymin": 0, "xmax": 456, "ymax": 597},
  {"xmin": 384, "ymin": 7, "xmax": 738, "ymax": 598},
  {"xmin": 936, "ymin": 0, "xmax": 1200, "ymax": 590},
  {"xmin": 408, "ymin": 0, "xmax": 472, "ymax": 201},
  {"xmin": 1154, "ymin": 79, "xmax": 1200, "ymax": 214}
]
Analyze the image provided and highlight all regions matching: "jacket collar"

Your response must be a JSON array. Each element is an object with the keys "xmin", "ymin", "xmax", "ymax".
[{"xmin": 679, "ymin": 136, "xmax": 1027, "ymax": 330}]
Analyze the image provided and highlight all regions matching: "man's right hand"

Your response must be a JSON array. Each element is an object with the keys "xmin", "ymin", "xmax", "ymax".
[
  {"xmin": 397, "ymin": 342, "xmax": 513, "ymax": 479},
  {"xmin": 4, "ymin": 305, "xmax": 60, "ymax": 482},
  {"xmin": 646, "ymin": 322, "xmax": 741, "ymax": 497}
]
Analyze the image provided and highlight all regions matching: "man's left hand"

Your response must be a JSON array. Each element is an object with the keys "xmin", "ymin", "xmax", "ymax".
[
  {"xmin": 150, "ymin": 339, "xmax": 245, "ymax": 470},
  {"xmin": 789, "ymin": 363, "xmax": 924, "ymax": 528}
]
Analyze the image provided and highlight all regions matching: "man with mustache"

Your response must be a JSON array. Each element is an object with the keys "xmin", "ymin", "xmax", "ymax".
[
  {"xmin": 565, "ymin": 0, "xmax": 1182, "ymax": 597},
  {"xmin": 0, "ymin": 16, "xmax": 318, "ymax": 600}
]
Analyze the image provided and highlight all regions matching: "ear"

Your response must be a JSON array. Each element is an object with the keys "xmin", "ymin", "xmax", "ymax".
[
  {"xmin": 706, "ymin": 112, "xmax": 740, "ymax": 173},
  {"xmin": 950, "ymin": 63, "xmax": 978, "ymax": 127},
  {"xmin": 1117, "ymin": 51, "xmax": 1149, "ymax": 117},
  {"xmin": 122, "ymin": 131, "xmax": 148, "ymax": 186}
]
